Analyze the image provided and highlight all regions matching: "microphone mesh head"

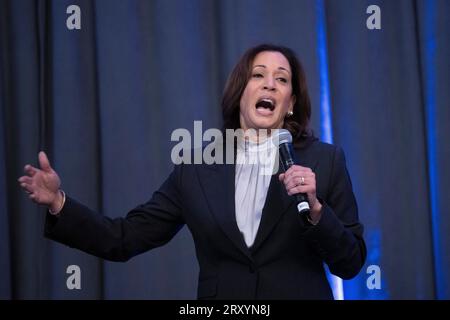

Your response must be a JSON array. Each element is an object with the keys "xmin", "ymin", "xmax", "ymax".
[{"xmin": 274, "ymin": 129, "xmax": 292, "ymax": 146}]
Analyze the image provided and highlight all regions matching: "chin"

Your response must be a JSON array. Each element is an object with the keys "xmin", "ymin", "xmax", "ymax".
[{"xmin": 251, "ymin": 118, "xmax": 279, "ymax": 130}]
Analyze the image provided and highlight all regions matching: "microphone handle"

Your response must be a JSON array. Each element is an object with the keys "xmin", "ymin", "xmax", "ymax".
[
  {"xmin": 279, "ymin": 143, "xmax": 310, "ymax": 215},
  {"xmin": 295, "ymin": 194, "xmax": 310, "ymax": 215}
]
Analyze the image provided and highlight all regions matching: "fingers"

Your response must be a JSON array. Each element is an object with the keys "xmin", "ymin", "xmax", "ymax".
[
  {"xmin": 281, "ymin": 165, "xmax": 315, "ymax": 196},
  {"xmin": 285, "ymin": 165, "xmax": 312, "ymax": 176},
  {"xmin": 18, "ymin": 178, "xmax": 44, "ymax": 203},
  {"xmin": 28, "ymin": 191, "xmax": 40, "ymax": 202},
  {"xmin": 18, "ymin": 174, "xmax": 34, "ymax": 192},
  {"xmin": 18, "ymin": 179, "xmax": 34, "ymax": 194},
  {"xmin": 284, "ymin": 173, "xmax": 313, "ymax": 189},
  {"xmin": 18, "ymin": 176, "xmax": 32, "ymax": 184},
  {"xmin": 278, "ymin": 173, "xmax": 285, "ymax": 182},
  {"xmin": 22, "ymin": 151, "xmax": 52, "ymax": 176},
  {"xmin": 284, "ymin": 170, "xmax": 314, "ymax": 189},
  {"xmin": 286, "ymin": 184, "xmax": 310, "ymax": 196},
  {"xmin": 24, "ymin": 164, "xmax": 38, "ymax": 177},
  {"xmin": 18, "ymin": 151, "xmax": 56, "ymax": 204},
  {"xmin": 19, "ymin": 182, "xmax": 33, "ymax": 193},
  {"xmin": 38, "ymin": 151, "xmax": 52, "ymax": 172}
]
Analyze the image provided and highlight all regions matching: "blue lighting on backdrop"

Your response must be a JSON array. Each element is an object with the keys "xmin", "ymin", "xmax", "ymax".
[
  {"xmin": 422, "ymin": 0, "xmax": 444, "ymax": 299},
  {"xmin": 316, "ymin": 0, "xmax": 343, "ymax": 300}
]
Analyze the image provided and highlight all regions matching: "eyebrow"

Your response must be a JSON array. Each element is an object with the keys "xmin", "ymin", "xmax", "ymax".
[{"xmin": 253, "ymin": 65, "xmax": 291, "ymax": 74}]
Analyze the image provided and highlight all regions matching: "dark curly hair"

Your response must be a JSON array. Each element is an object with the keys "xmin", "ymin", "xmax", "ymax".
[{"xmin": 222, "ymin": 44, "xmax": 315, "ymax": 147}]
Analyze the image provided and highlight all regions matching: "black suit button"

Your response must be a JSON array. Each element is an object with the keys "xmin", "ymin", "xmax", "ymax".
[{"xmin": 249, "ymin": 264, "xmax": 257, "ymax": 273}]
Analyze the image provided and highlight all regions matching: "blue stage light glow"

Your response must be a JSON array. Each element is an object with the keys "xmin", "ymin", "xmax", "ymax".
[
  {"xmin": 316, "ymin": 0, "xmax": 343, "ymax": 300},
  {"xmin": 422, "ymin": 0, "xmax": 444, "ymax": 299}
]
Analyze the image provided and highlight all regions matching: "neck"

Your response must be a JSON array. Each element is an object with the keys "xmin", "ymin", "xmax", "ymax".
[{"xmin": 240, "ymin": 128, "xmax": 276, "ymax": 144}]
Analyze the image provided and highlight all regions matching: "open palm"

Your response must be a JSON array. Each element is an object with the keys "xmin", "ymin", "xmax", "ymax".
[{"xmin": 18, "ymin": 151, "xmax": 61, "ymax": 205}]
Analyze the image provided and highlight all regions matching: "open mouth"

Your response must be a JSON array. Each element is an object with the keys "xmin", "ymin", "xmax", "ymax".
[{"xmin": 255, "ymin": 98, "xmax": 276, "ymax": 111}]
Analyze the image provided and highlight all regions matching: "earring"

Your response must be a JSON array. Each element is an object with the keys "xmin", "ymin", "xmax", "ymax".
[{"xmin": 286, "ymin": 111, "xmax": 294, "ymax": 117}]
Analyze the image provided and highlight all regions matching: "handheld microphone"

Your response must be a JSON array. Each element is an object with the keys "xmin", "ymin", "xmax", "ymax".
[{"xmin": 275, "ymin": 129, "xmax": 310, "ymax": 215}]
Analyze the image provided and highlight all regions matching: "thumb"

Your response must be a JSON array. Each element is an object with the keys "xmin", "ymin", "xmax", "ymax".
[
  {"xmin": 38, "ymin": 151, "xmax": 52, "ymax": 172},
  {"xmin": 278, "ymin": 173, "xmax": 285, "ymax": 182}
]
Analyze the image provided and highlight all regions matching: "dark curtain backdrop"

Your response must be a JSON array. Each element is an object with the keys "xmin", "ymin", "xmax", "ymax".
[{"xmin": 1, "ymin": 0, "xmax": 449, "ymax": 299}]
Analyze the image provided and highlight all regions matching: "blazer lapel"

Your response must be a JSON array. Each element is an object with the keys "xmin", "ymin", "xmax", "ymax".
[
  {"xmin": 195, "ymin": 143, "xmax": 319, "ymax": 258},
  {"xmin": 251, "ymin": 148, "xmax": 319, "ymax": 252},
  {"xmin": 250, "ymin": 172, "xmax": 292, "ymax": 252},
  {"xmin": 196, "ymin": 161, "xmax": 253, "ymax": 261}
]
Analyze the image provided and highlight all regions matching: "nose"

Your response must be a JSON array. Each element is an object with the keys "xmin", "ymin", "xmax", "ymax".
[{"xmin": 263, "ymin": 77, "xmax": 276, "ymax": 91}]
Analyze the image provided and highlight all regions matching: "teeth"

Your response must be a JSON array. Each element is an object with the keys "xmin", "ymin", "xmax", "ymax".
[
  {"xmin": 261, "ymin": 98, "xmax": 274, "ymax": 106},
  {"xmin": 255, "ymin": 97, "xmax": 276, "ymax": 111}
]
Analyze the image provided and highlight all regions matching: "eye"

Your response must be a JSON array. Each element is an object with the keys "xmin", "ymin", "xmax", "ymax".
[
  {"xmin": 252, "ymin": 73, "xmax": 263, "ymax": 78},
  {"xmin": 277, "ymin": 77, "xmax": 288, "ymax": 83}
]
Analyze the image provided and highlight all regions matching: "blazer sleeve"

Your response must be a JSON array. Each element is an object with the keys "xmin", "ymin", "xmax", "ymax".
[
  {"xmin": 44, "ymin": 164, "xmax": 185, "ymax": 262},
  {"xmin": 302, "ymin": 146, "xmax": 367, "ymax": 279}
]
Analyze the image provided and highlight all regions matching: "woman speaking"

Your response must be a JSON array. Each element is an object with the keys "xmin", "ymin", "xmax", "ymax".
[{"xmin": 18, "ymin": 44, "xmax": 366, "ymax": 299}]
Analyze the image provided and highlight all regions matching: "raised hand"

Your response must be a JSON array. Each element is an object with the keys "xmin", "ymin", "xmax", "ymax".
[{"xmin": 18, "ymin": 151, "xmax": 63, "ymax": 213}]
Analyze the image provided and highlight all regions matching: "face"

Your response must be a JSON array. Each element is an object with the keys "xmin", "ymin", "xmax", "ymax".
[{"xmin": 239, "ymin": 51, "xmax": 295, "ymax": 131}]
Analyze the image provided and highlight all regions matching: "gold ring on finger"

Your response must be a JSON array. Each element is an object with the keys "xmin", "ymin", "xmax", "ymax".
[{"xmin": 300, "ymin": 176, "xmax": 305, "ymax": 186}]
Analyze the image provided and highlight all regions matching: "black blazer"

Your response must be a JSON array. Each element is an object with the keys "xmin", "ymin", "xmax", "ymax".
[{"xmin": 45, "ymin": 140, "xmax": 366, "ymax": 299}]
